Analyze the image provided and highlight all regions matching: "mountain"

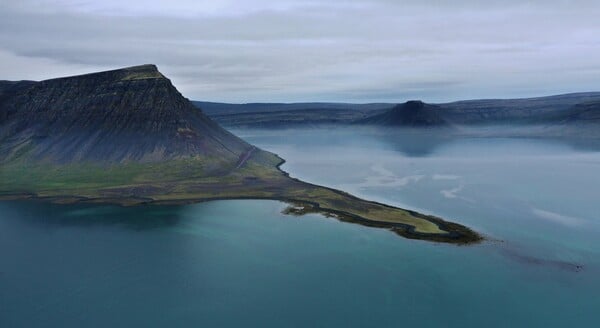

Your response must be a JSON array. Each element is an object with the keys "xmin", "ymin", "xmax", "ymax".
[
  {"xmin": 0, "ymin": 64, "xmax": 251, "ymax": 167},
  {"xmin": 356, "ymin": 100, "xmax": 449, "ymax": 127}
]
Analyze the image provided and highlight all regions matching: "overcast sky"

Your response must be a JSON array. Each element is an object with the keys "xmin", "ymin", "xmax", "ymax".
[{"xmin": 1, "ymin": 0, "xmax": 599, "ymax": 103}]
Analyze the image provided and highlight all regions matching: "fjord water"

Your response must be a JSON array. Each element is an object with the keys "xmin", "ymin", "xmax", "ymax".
[{"xmin": 1, "ymin": 127, "xmax": 599, "ymax": 327}]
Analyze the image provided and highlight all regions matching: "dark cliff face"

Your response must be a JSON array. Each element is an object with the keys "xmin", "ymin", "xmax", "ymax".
[
  {"xmin": 0, "ymin": 65, "xmax": 251, "ymax": 164},
  {"xmin": 356, "ymin": 100, "xmax": 448, "ymax": 127}
]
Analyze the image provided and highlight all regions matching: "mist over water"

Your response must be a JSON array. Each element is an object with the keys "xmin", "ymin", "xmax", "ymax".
[{"xmin": 2, "ymin": 126, "xmax": 600, "ymax": 327}]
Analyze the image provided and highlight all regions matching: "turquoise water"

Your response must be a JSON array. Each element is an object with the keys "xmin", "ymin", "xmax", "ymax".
[{"xmin": 1, "ymin": 127, "xmax": 599, "ymax": 327}]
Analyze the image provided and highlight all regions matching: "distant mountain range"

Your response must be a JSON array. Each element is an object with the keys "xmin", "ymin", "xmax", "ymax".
[
  {"xmin": 438, "ymin": 92, "xmax": 600, "ymax": 125},
  {"xmin": 193, "ymin": 101, "xmax": 392, "ymax": 116},
  {"xmin": 193, "ymin": 101, "xmax": 389, "ymax": 128},
  {"xmin": 195, "ymin": 92, "xmax": 600, "ymax": 129}
]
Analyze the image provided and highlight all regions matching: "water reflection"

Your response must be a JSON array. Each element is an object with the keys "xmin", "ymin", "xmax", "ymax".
[
  {"xmin": 363, "ymin": 126, "xmax": 600, "ymax": 157},
  {"xmin": 235, "ymin": 125, "xmax": 600, "ymax": 159},
  {"xmin": 500, "ymin": 247, "xmax": 584, "ymax": 272},
  {"xmin": 366, "ymin": 128, "xmax": 454, "ymax": 157}
]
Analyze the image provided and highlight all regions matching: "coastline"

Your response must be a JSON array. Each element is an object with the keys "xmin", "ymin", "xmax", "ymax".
[{"xmin": 0, "ymin": 155, "xmax": 482, "ymax": 245}]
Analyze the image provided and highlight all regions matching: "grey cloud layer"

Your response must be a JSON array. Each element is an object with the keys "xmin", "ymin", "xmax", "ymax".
[{"xmin": 1, "ymin": 1, "xmax": 599, "ymax": 102}]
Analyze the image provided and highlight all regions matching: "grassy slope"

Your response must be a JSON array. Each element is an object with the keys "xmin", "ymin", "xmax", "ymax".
[{"xmin": 0, "ymin": 150, "xmax": 481, "ymax": 243}]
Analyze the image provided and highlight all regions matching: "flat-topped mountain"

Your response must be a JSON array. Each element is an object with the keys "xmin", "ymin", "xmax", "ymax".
[
  {"xmin": 0, "ymin": 64, "xmax": 250, "ymax": 166},
  {"xmin": 356, "ymin": 100, "xmax": 449, "ymax": 127}
]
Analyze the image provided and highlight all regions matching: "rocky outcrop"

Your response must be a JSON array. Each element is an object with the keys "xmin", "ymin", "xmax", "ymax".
[{"xmin": 0, "ymin": 65, "xmax": 251, "ymax": 165}]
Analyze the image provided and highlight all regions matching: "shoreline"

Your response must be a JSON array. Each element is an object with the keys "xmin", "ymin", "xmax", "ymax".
[
  {"xmin": 272, "ymin": 155, "xmax": 483, "ymax": 244},
  {"xmin": 0, "ymin": 192, "xmax": 483, "ymax": 244},
  {"xmin": 0, "ymin": 153, "xmax": 485, "ymax": 245}
]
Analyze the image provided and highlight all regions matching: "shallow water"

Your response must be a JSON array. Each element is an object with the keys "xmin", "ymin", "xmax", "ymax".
[{"xmin": 1, "ymin": 127, "xmax": 599, "ymax": 327}]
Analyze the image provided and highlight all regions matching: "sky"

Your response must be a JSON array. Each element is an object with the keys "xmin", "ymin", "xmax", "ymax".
[{"xmin": 1, "ymin": 0, "xmax": 599, "ymax": 103}]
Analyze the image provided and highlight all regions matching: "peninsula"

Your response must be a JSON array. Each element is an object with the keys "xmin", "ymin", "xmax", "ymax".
[{"xmin": 0, "ymin": 65, "xmax": 481, "ymax": 244}]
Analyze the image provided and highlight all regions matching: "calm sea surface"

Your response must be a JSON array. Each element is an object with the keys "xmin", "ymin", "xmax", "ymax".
[{"xmin": 1, "ymin": 127, "xmax": 599, "ymax": 327}]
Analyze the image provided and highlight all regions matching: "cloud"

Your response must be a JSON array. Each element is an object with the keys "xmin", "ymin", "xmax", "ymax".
[
  {"xmin": 432, "ymin": 174, "xmax": 460, "ymax": 180},
  {"xmin": 439, "ymin": 182, "xmax": 474, "ymax": 202},
  {"xmin": 349, "ymin": 164, "xmax": 424, "ymax": 189},
  {"xmin": 531, "ymin": 208, "xmax": 586, "ymax": 227},
  {"xmin": 1, "ymin": 1, "xmax": 599, "ymax": 102},
  {"xmin": 440, "ymin": 185, "xmax": 464, "ymax": 199}
]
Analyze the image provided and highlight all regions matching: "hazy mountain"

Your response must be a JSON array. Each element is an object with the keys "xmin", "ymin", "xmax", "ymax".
[
  {"xmin": 0, "ymin": 65, "xmax": 252, "ymax": 167},
  {"xmin": 355, "ymin": 100, "xmax": 449, "ymax": 127}
]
